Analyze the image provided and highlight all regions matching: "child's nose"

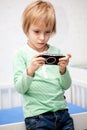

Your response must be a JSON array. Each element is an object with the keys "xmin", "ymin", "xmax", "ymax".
[{"xmin": 39, "ymin": 33, "xmax": 45, "ymax": 40}]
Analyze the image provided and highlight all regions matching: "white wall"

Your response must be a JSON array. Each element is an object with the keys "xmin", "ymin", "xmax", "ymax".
[{"xmin": 0, "ymin": 0, "xmax": 87, "ymax": 85}]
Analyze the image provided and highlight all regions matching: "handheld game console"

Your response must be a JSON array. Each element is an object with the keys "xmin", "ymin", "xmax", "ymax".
[{"xmin": 41, "ymin": 53, "xmax": 65, "ymax": 65}]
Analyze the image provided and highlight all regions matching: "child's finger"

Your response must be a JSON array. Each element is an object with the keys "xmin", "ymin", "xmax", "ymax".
[{"xmin": 66, "ymin": 54, "xmax": 72, "ymax": 59}]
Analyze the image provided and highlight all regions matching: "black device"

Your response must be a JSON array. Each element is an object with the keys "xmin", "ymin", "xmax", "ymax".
[{"xmin": 41, "ymin": 53, "xmax": 65, "ymax": 65}]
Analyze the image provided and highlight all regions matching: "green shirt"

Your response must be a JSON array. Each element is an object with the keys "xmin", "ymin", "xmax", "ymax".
[{"xmin": 13, "ymin": 44, "xmax": 72, "ymax": 118}]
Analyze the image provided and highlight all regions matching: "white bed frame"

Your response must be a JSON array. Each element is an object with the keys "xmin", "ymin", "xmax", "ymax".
[{"xmin": 0, "ymin": 112, "xmax": 87, "ymax": 130}]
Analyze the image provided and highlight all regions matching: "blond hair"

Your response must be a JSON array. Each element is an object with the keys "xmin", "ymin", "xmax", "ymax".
[{"xmin": 22, "ymin": 0, "xmax": 56, "ymax": 36}]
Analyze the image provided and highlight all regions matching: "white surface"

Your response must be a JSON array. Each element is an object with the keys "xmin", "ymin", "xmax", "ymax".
[
  {"xmin": 71, "ymin": 112, "xmax": 87, "ymax": 130},
  {"xmin": 69, "ymin": 67, "xmax": 87, "ymax": 83},
  {"xmin": 0, "ymin": 122, "xmax": 26, "ymax": 130}
]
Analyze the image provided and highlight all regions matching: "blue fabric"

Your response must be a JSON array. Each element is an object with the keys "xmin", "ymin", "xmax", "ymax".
[
  {"xmin": 68, "ymin": 103, "xmax": 87, "ymax": 114},
  {"xmin": 0, "ymin": 107, "xmax": 24, "ymax": 125},
  {"xmin": 0, "ymin": 103, "xmax": 87, "ymax": 125}
]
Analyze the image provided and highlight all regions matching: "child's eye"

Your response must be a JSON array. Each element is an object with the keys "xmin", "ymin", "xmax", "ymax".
[
  {"xmin": 46, "ymin": 31, "xmax": 51, "ymax": 34},
  {"xmin": 34, "ymin": 30, "xmax": 40, "ymax": 33}
]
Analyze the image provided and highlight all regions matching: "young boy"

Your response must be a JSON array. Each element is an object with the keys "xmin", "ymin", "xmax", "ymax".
[{"xmin": 13, "ymin": 0, "xmax": 74, "ymax": 129}]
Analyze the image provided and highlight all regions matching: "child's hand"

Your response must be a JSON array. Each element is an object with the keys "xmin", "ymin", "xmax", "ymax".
[
  {"xmin": 58, "ymin": 54, "xmax": 71, "ymax": 74},
  {"xmin": 27, "ymin": 54, "xmax": 46, "ymax": 76}
]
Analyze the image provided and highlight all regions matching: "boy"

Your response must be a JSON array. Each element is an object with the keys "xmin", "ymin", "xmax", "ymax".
[{"xmin": 13, "ymin": 0, "xmax": 74, "ymax": 129}]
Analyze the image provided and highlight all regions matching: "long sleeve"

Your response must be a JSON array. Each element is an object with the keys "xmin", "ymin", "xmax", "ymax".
[
  {"xmin": 58, "ymin": 68, "xmax": 72, "ymax": 90},
  {"xmin": 13, "ymin": 50, "xmax": 33, "ymax": 94}
]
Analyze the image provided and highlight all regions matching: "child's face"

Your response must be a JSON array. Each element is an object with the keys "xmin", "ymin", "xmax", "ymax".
[{"xmin": 27, "ymin": 22, "xmax": 53, "ymax": 52}]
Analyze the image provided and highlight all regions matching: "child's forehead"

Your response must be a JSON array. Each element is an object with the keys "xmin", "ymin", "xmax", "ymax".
[
  {"xmin": 31, "ymin": 20, "xmax": 53, "ymax": 30},
  {"xmin": 31, "ymin": 22, "xmax": 52, "ymax": 29},
  {"xmin": 31, "ymin": 17, "xmax": 54, "ymax": 28}
]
